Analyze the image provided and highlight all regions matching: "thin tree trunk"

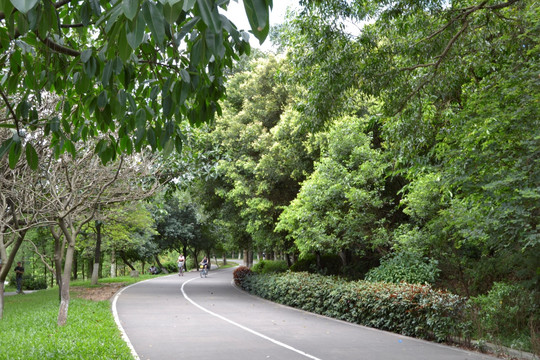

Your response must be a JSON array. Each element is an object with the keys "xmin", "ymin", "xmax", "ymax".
[
  {"xmin": 72, "ymin": 250, "xmax": 78, "ymax": 280},
  {"xmin": 243, "ymin": 249, "xmax": 248, "ymax": 268},
  {"xmin": 91, "ymin": 221, "xmax": 102, "ymax": 285},
  {"xmin": 285, "ymin": 253, "xmax": 292, "ymax": 267},
  {"xmin": 110, "ymin": 248, "xmax": 116, "ymax": 278},
  {"xmin": 57, "ymin": 238, "xmax": 76, "ymax": 326}
]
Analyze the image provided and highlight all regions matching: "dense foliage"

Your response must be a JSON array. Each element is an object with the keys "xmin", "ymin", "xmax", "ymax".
[
  {"xmin": 238, "ymin": 271, "xmax": 470, "ymax": 342},
  {"xmin": 0, "ymin": 0, "xmax": 273, "ymax": 167},
  {"xmin": 365, "ymin": 252, "xmax": 440, "ymax": 285},
  {"xmin": 185, "ymin": 0, "xmax": 538, "ymax": 350}
]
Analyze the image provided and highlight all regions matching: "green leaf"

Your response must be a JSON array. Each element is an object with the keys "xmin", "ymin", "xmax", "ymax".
[
  {"xmin": 10, "ymin": 0, "xmax": 39, "ymax": 14},
  {"xmin": 120, "ymin": 135, "xmax": 133, "ymax": 154},
  {"xmin": 80, "ymin": 1, "xmax": 91, "ymax": 26},
  {"xmin": 89, "ymin": 0, "xmax": 101, "ymax": 17},
  {"xmin": 97, "ymin": 90, "xmax": 108, "ymax": 111},
  {"xmin": 0, "ymin": 138, "xmax": 14, "ymax": 159},
  {"xmin": 142, "ymin": 1, "xmax": 165, "ymax": 47},
  {"xmin": 162, "ymin": 94, "xmax": 172, "ymax": 118},
  {"xmin": 147, "ymin": 127, "xmax": 156, "ymax": 148},
  {"xmin": 243, "ymin": 0, "xmax": 271, "ymax": 43},
  {"xmin": 190, "ymin": 36, "xmax": 206, "ymax": 67},
  {"xmin": 118, "ymin": 28, "xmax": 132, "ymax": 61},
  {"xmin": 83, "ymin": 56, "xmax": 97, "ymax": 77},
  {"xmin": 180, "ymin": 68, "xmax": 190, "ymax": 82},
  {"xmin": 182, "ymin": 0, "xmax": 196, "ymax": 12},
  {"xmin": 25, "ymin": 142, "xmax": 38, "ymax": 170},
  {"xmin": 163, "ymin": 1, "xmax": 183, "ymax": 24},
  {"xmin": 8, "ymin": 138, "xmax": 22, "ymax": 168},
  {"xmin": 122, "ymin": 0, "xmax": 138, "ymax": 20},
  {"xmin": 177, "ymin": 16, "xmax": 199, "ymax": 41},
  {"xmin": 135, "ymin": 108, "xmax": 146, "ymax": 129},
  {"xmin": 150, "ymin": 85, "xmax": 160, "ymax": 101},
  {"xmin": 80, "ymin": 49, "xmax": 92, "ymax": 63},
  {"xmin": 0, "ymin": 0, "xmax": 15, "ymax": 19},
  {"xmin": 196, "ymin": 0, "xmax": 221, "ymax": 34},
  {"xmin": 102, "ymin": 60, "xmax": 113, "ymax": 86},
  {"xmin": 126, "ymin": 12, "xmax": 146, "ymax": 50}
]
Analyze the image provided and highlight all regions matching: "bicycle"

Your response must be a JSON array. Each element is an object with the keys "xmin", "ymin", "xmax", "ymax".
[{"xmin": 199, "ymin": 264, "xmax": 208, "ymax": 278}]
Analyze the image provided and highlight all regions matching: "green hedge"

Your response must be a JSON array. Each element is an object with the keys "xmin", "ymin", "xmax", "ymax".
[
  {"xmin": 251, "ymin": 260, "xmax": 288, "ymax": 274},
  {"xmin": 239, "ymin": 271, "xmax": 470, "ymax": 342}
]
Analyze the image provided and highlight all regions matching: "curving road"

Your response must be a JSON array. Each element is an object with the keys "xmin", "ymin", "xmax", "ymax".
[{"xmin": 113, "ymin": 267, "xmax": 496, "ymax": 360}]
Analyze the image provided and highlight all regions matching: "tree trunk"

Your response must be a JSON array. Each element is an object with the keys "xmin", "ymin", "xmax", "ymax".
[
  {"xmin": 285, "ymin": 253, "xmax": 292, "ymax": 267},
  {"xmin": 110, "ymin": 248, "xmax": 116, "ymax": 278},
  {"xmin": 182, "ymin": 244, "xmax": 188, "ymax": 271},
  {"xmin": 0, "ymin": 230, "xmax": 27, "ymax": 320},
  {"xmin": 154, "ymin": 255, "xmax": 164, "ymax": 269},
  {"xmin": 243, "ymin": 249, "xmax": 248, "ymax": 268},
  {"xmin": 91, "ymin": 221, "xmax": 102, "ymax": 285},
  {"xmin": 222, "ymin": 254, "xmax": 227, "ymax": 266},
  {"xmin": 52, "ymin": 234, "xmax": 64, "ymax": 299},
  {"xmin": 57, "ymin": 239, "xmax": 76, "ymax": 326},
  {"xmin": 119, "ymin": 252, "xmax": 136, "ymax": 271},
  {"xmin": 193, "ymin": 249, "xmax": 199, "ymax": 271},
  {"xmin": 72, "ymin": 250, "xmax": 78, "ymax": 280},
  {"xmin": 316, "ymin": 251, "xmax": 322, "ymax": 270}
]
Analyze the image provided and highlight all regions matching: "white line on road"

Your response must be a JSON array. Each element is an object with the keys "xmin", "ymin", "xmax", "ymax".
[
  {"xmin": 112, "ymin": 280, "xmax": 150, "ymax": 360},
  {"xmin": 181, "ymin": 277, "xmax": 322, "ymax": 360}
]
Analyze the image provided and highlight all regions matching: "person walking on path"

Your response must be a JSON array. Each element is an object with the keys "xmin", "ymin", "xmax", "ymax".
[
  {"xmin": 177, "ymin": 254, "xmax": 185, "ymax": 276},
  {"xmin": 14, "ymin": 262, "xmax": 24, "ymax": 294}
]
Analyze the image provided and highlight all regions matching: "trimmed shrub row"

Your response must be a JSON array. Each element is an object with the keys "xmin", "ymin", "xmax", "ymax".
[{"xmin": 239, "ymin": 271, "xmax": 470, "ymax": 342}]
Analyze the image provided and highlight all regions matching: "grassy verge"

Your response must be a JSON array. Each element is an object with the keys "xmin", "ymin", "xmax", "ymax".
[{"xmin": 0, "ymin": 276, "xmax": 164, "ymax": 360}]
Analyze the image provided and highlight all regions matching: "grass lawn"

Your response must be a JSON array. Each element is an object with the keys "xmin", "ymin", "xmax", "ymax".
[{"xmin": 0, "ymin": 275, "xmax": 165, "ymax": 360}]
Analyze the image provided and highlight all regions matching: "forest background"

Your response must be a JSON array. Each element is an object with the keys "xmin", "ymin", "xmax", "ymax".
[{"xmin": 0, "ymin": 0, "xmax": 538, "ymax": 355}]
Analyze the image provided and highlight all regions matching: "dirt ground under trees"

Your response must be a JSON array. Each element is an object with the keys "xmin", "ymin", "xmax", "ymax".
[{"xmin": 71, "ymin": 283, "xmax": 126, "ymax": 301}]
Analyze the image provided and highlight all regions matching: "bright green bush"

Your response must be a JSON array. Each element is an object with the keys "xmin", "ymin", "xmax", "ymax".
[
  {"xmin": 364, "ymin": 252, "xmax": 440, "ymax": 285},
  {"xmin": 161, "ymin": 261, "xmax": 179, "ymax": 273},
  {"xmin": 239, "ymin": 271, "xmax": 470, "ymax": 342},
  {"xmin": 471, "ymin": 282, "xmax": 538, "ymax": 352},
  {"xmin": 252, "ymin": 260, "xmax": 288, "ymax": 274}
]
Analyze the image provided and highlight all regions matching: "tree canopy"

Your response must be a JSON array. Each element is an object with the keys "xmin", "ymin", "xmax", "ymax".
[{"xmin": 0, "ymin": 0, "xmax": 273, "ymax": 168}]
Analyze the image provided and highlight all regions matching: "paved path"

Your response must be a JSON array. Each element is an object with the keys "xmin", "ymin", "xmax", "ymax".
[{"xmin": 114, "ymin": 267, "xmax": 497, "ymax": 360}]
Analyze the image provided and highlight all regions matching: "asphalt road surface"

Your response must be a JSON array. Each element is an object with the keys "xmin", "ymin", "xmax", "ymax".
[{"xmin": 114, "ymin": 267, "xmax": 497, "ymax": 360}]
